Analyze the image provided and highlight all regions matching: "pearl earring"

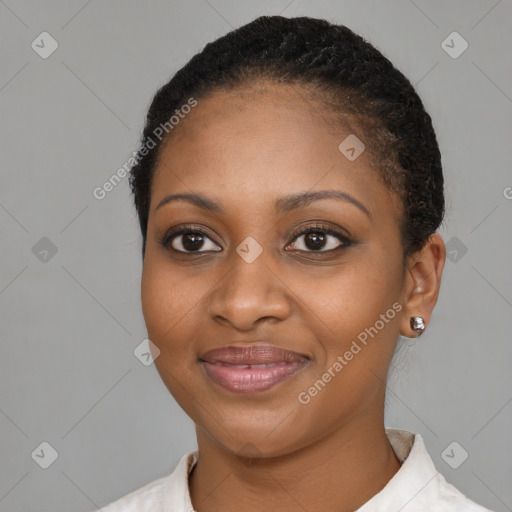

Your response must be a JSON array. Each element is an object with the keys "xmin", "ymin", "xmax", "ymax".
[{"xmin": 410, "ymin": 316, "xmax": 426, "ymax": 336}]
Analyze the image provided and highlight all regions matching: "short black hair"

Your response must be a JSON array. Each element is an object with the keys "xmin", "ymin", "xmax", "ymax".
[{"xmin": 129, "ymin": 15, "xmax": 444, "ymax": 261}]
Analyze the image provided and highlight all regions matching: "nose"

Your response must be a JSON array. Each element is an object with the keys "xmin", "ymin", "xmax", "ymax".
[{"xmin": 207, "ymin": 244, "xmax": 292, "ymax": 331}]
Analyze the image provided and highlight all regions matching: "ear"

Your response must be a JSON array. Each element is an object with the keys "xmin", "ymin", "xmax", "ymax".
[{"xmin": 399, "ymin": 233, "xmax": 446, "ymax": 338}]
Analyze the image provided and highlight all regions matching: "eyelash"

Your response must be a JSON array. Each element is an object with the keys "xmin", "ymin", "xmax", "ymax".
[
  {"xmin": 287, "ymin": 223, "xmax": 353, "ymax": 253},
  {"xmin": 159, "ymin": 222, "xmax": 353, "ymax": 255}
]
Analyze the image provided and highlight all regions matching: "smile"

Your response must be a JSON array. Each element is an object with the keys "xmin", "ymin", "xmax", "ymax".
[{"xmin": 199, "ymin": 344, "xmax": 310, "ymax": 393}]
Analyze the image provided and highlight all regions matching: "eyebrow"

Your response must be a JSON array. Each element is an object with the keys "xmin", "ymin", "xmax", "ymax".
[{"xmin": 155, "ymin": 189, "xmax": 372, "ymax": 219}]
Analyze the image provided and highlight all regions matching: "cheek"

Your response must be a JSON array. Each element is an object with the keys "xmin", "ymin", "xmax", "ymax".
[
  {"xmin": 141, "ymin": 261, "xmax": 194, "ymax": 347},
  {"xmin": 141, "ymin": 260, "xmax": 204, "ymax": 402},
  {"xmin": 288, "ymin": 259, "xmax": 400, "ymax": 335},
  {"xmin": 285, "ymin": 259, "xmax": 402, "ymax": 391}
]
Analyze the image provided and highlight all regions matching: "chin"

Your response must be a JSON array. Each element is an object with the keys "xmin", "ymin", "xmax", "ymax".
[{"xmin": 199, "ymin": 410, "xmax": 307, "ymax": 459}]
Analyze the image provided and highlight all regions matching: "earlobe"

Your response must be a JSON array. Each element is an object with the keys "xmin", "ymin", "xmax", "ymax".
[
  {"xmin": 400, "ymin": 233, "xmax": 446, "ymax": 339},
  {"xmin": 409, "ymin": 316, "xmax": 426, "ymax": 336}
]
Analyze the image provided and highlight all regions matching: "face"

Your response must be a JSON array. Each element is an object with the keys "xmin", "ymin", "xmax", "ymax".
[{"xmin": 141, "ymin": 83, "xmax": 413, "ymax": 458}]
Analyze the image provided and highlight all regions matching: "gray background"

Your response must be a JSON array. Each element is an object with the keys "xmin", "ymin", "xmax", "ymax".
[{"xmin": 0, "ymin": 0, "xmax": 511, "ymax": 511}]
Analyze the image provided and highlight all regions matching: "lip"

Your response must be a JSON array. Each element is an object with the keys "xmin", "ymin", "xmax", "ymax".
[{"xmin": 200, "ymin": 344, "xmax": 310, "ymax": 394}]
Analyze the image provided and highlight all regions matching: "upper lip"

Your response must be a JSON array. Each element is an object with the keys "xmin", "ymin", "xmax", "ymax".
[{"xmin": 200, "ymin": 343, "xmax": 310, "ymax": 365}]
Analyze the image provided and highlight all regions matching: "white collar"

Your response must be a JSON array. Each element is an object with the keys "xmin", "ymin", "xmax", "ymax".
[{"xmin": 149, "ymin": 429, "xmax": 492, "ymax": 511}]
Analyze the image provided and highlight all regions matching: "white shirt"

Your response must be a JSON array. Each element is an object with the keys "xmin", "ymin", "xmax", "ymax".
[{"xmin": 98, "ymin": 429, "xmax": 494, "ymax": 511}]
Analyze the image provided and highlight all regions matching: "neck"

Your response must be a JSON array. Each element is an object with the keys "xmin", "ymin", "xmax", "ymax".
[{"xmin": 189, "ymin": 414, "xmax": 402, "ymax": 512}]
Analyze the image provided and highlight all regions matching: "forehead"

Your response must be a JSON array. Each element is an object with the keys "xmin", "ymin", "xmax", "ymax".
[
  {"xmin": 161, "ymin": 82, "xmax": 356, "ymax": 151},
  {"xmin": 150, "ymin": 84, "xmax": 400, "ymax": 220}
]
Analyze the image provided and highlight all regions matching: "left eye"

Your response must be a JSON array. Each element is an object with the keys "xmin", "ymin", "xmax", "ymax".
[
  {"xmin": 286, "ymin": 227, "xmax": 351, "ymax": 252},
  {"xmin": 166, "ymin": 230, "xmax": 221, "ymax": 253}
]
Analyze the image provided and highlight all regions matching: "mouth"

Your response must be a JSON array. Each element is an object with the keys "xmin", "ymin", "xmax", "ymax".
[{"xmin": 199, "ymin": 344, "xmax": 310, "ymax": 394}]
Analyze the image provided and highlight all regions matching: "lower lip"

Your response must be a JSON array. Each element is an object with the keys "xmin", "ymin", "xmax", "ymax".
[{"xmin": 202, "ymin": 360, "xmax": 308, "ymax": 393}]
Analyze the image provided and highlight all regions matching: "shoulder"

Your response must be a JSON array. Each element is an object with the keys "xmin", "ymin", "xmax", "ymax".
[
  {"xmin": 396, "ymin": 469, "xmax": 497, "ymax": 511},
  {"xmin": 429, "ymin": 476, "xmax": 495, "ymax": 511},
  {"xmin": 98, "ymin": 473, "xmax": 172, "ymax": 512},
  {"xmin": 361, "ymin": 429, "xmax": 496, "ymax": 511},
  {"xmin": 95, "ymin": 450, "xmax": 198, "ymax": 512}
]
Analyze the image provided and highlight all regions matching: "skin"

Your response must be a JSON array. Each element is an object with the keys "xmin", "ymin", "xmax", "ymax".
[{"xmin": 140, "ymin": 82, "xmax": 446, "ymax": 512}]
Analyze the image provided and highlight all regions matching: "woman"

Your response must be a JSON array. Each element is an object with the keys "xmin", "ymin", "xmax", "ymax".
[{"xmin": 99, "ymin": 15, "xmax": 494, "ymax": 512}]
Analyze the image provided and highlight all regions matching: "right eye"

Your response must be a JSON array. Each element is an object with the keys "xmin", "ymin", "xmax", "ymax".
[{"xmin": 160, "ymin": 226, "xmax": 222, "ymax": 253}]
